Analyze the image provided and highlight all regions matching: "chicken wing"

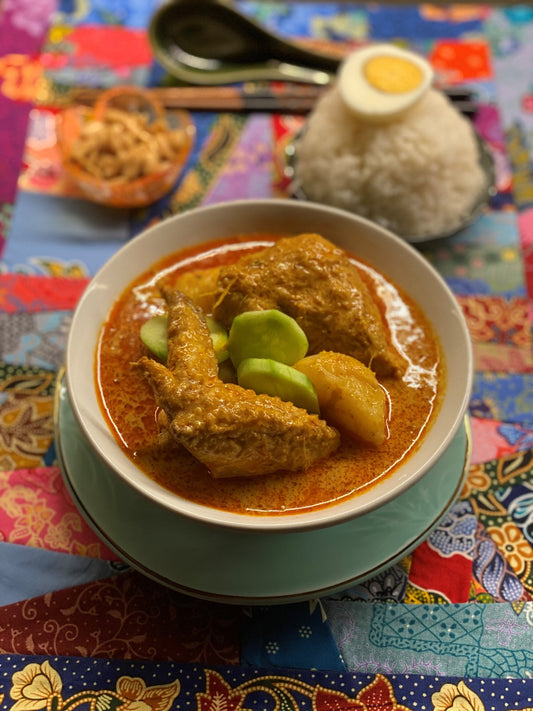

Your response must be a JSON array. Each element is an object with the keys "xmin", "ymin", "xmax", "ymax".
[
  {"xmin": 137, "ymin": 289, "xmax": 340, "ymax": 478},
  {"xmin": 213, "ymin": 233, "xmax": 404, "ymax": 377}
]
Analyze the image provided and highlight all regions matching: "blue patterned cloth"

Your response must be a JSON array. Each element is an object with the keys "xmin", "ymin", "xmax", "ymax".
[
  {"xmin": 325, "ymin": 599, "xmax": 533, "ymax": 678},
  {"xmin": 3, "ymin": 192, "xmax": 129, "ymax": 276},
  {"xmin": 241, "ymin": 601, "xmax": 346, "ymax": 671},
  {"xmin": 0, "ymin": 542, "xmax": 125, "ymax": 605}
]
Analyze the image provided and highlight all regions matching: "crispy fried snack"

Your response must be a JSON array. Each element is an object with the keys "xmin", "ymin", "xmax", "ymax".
[{"xmin": 70, "ymin": 107, "xmax": 186, "ymax": 183}]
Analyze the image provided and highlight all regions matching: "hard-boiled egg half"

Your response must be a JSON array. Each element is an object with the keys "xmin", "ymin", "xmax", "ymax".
[{"xmin": 338, "ymin": 44, "xmax": 434, "ymax": 122}]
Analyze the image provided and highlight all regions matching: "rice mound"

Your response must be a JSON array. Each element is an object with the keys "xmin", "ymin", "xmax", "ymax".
[{"xmin": 293, "ymin": 87, "xmax": 487, "ymax": 239}]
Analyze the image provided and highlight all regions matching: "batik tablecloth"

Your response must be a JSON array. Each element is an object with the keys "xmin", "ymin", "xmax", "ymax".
[{"xmin": 1, "ymin": 1, "xmax": 533, "ymax": 709}]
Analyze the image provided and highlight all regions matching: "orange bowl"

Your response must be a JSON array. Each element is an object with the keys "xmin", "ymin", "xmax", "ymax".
[{"xmin": 57, "ymin": 86, "xmax": 195, "ymax": 209}]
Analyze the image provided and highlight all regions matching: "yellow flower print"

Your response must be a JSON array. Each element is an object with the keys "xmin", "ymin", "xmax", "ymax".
[
  {"xmin": 10, "ymin": 661, "xmax": 63, "ymax": 711},
  {"xmin": 488, "ymin": 522, "xmax": 533, "ymax": 574},
  {"xmin": 8, "ymin": 663, "xmax": 181, "ymax": 711},
  {"xmin": 116, "ymin": 676, "xmax": 180, "ymax": 711},
  {"xmin": 432, "ymin": 680, "xmax": 484, "ymax": 711},
  {"xmin": 461, "ymin": 464, "xmax": 491, "ymax": 498},
  {"xmin": 31, "ymin": 258, "xmax": 88, "ymax": 279}
]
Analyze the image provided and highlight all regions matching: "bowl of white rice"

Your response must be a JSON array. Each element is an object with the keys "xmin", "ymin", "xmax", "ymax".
[{"xmin": 286, "ymin": 86, "xmax": 495, "ymax": 243}]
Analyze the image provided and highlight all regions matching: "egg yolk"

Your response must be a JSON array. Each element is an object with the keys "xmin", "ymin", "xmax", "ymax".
[{"xmin": 363, "ymin": 56, "xmax": 424, "ymax": 94}]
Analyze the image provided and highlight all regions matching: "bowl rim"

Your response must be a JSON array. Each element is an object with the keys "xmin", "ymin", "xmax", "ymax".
[{"xmin": 66, "ymin": 198, "xmax": 473, "ymax": 533}]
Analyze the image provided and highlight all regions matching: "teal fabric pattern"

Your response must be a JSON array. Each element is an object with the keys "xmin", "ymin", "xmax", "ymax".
[{"xmin": 325, "ymin": 600, "xmax": 533, "ymax": 678}]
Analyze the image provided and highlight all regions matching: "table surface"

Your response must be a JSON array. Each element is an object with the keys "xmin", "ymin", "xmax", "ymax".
[{"xmin": 1, "ymin": 1, "xmax": 533, "ymax": 709}]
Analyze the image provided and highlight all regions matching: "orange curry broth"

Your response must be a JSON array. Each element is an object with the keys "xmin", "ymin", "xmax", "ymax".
[{"xmin": 96, "ymin": 233, "xmax": 444, "ymax": 516}]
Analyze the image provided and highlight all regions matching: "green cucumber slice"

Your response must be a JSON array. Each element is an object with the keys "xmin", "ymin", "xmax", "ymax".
[
  {"xmin": 140, "ymin": 314, "xmax": 168, "ymax": 362},
  {"xmin": 237, "ymin": 357, "xmax": 319, "ymax": 414},
  {"xmin": 228, "ymin": 309, "xmax": 308, "ymax": 367}
]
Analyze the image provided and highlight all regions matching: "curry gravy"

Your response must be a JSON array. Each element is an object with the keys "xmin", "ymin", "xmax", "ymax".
[{"xmin": 96, "ymin": 235, "xmax": 444, "ymax": 516}]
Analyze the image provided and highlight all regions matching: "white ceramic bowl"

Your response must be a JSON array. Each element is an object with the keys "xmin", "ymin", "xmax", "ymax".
[{"xmin": 66, "ymin": 199, "xmax": 473, "ymax": 533}]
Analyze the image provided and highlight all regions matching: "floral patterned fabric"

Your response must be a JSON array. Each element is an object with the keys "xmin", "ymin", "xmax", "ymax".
[
  {"xmin": 1, "ymin": 0, "xmax": 533, "ymax": 707},
  {"xmin": 2, "ymin": 656, "xmax": 533, "ymax": 711}
]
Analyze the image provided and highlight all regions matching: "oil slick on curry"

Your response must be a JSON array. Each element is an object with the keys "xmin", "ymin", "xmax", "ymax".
[{"xmin": 96, "ymin": 233, "xmax": 444, "ymax": 516}]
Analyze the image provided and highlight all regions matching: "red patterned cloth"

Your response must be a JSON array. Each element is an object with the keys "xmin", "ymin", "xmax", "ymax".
[
  {"xmin": 0, "ymin": 275, "xmax": 88, "ymax": 313},
  {"xmin": 0, "ymin": 570, "xmax": 242, "ymax": 663},
  {"xmin": 0, "ymin": 467, "xmax": 118, "ymax": 558}
]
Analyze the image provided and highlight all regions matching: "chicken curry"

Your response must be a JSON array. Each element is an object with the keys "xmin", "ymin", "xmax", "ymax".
[{"xmin": 96, "ymin": 232, "xmax": 444, "ymax": 516}]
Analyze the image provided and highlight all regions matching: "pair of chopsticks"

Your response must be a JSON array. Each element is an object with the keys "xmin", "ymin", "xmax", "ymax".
[
  {"xmin": 41, "ymin": 83, "xmax": 479, "ymax": 117},
  {"xmin": 43, "ymin": 84, "xmax": 326, "ymax": 114}
]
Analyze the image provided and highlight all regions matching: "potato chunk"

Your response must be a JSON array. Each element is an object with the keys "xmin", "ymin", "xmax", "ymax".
[{"xmin": 294, "ymin": 351, "xmax": 387, "ymax": 446}]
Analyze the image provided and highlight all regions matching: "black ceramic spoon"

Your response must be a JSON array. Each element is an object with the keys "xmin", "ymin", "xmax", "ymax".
[{"xmin": 149, "ymin": 0, "xmax": 341, "ymax": 84}]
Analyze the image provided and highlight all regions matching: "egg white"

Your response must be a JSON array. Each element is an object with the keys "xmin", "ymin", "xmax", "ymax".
[{"xmin": 338, "ymin": 44, "xmax": 434, "ymax": 122}]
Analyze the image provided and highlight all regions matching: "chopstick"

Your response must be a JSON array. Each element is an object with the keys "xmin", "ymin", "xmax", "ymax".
[{"xmin": 40, "ymin": 84, "xmax": 478, "ymax": 116}]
